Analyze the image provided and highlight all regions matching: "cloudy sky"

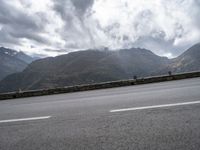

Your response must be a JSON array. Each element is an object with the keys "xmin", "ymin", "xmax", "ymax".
[{"xmin": 0, "ymin": 0, "xmax": 199, "ymax": 57}]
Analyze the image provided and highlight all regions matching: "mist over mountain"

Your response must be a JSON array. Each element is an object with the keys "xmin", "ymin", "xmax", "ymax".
[
  {"xmin": 0, "ymin": 43, "xmax": 199, "ymax": 93},
  {"xmin": 0, "ymin": 47, "xmax": 36, "ymax": 81}
]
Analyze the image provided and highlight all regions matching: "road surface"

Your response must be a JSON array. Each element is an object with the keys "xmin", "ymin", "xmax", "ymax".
[{"xmin": 0, "ymin": 78, "xmax": 200, "ymax": 150}]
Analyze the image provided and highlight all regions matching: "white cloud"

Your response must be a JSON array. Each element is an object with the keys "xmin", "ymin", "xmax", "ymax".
[
  {"xmin": 0, "ymin": 0, "xmax": 199, "ymax": 57},
  {"xmin": 90, "ymin": 0, "xmax": 200, "ymax": 56}
]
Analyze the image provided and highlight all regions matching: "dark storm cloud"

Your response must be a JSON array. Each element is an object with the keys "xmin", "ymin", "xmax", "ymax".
[
  {"xmin": 0, "ymin": 2, "xmax": 37, "ymax": 30},
  {"xmin": 0, "ymin": 0, "xmax": 50, "ymax": 46},
  {"xmin": 71, "ymin": 0, "xmax": 94, "ymax": 14},
  {"xmin": 194, "ymin": 0, "xmax": 200, "ymax": 27},
  {"xmin": 53, "ymin": 0, "xmax": 94, "ymax": 18},
  {"xmin": 52, "ymin": 0, "xmax": 97, "ymax": 50},
  {"xmin": 0, "ymin": 0, "xmax": 199, "ymax": 57},
  {"xmin": 0, "ymin": 27, "xmax": 20, "ymax": 45},
  {"xmin": 52, "ymin": 0, "xmax": 94, "ymax": 34}
]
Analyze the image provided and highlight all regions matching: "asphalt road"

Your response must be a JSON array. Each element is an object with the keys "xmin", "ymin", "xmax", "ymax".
[{"xmin": 0, "ymin": 78, "xmax": 200, "ymax": 150}]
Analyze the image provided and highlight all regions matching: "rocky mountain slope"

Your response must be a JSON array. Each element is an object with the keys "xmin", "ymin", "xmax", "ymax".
[
  {"xmin": 0, "ymin": 47, "xmax": 36, "ymax": 81},
  {"xmin": 0, "ymin": 44, "xmax": 199, "ymax": 93},
  {"xmin": 168, "ymin": 43, "xmax": 200, "ymax": 73},
  {"xmin": 0, "ymin": 48, "xmax": 169, "ymax": 92}
]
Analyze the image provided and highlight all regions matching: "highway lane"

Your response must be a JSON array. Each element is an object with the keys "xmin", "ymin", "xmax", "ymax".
[{"xmin": 0, "ymin": 78, "xmax": 200, "ymax": 150}]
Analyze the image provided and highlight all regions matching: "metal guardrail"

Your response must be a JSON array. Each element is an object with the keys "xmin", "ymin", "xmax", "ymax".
[{"xmin": 0, "ymin": 71, "xmax": 200, "ymax": 100}]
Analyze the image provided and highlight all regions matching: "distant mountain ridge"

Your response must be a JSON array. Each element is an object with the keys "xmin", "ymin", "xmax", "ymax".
[
  {"xmin": 0, "ymin": 44, "xmax": 199, "ymax": 93},
  {"xmin": 169, "ymin": 43, "xmax": 200, "ymax": 73},
  {"xmin": 0, "ymin": 47, "xmax": 36, "ymax": 81}
]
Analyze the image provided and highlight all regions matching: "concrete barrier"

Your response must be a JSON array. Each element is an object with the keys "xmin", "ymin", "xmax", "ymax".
[{"xmin": 0, "ymin": 71, "xmax": 200, "ymax": 100}]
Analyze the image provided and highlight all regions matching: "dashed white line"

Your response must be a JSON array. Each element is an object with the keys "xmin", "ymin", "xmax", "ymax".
[
  {"xmin": 110, "ymin": 100, "xmax": 200, "ymax": 113},
  {"xmin": 0, "ymin": 116, "xmax": 51, "ymax": 123}
]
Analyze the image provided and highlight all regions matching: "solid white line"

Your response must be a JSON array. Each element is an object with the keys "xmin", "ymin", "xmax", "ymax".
[
  {"xmin": 0, "ymin": 116, "xmax": 51, "ymax": 123},
  {"xmin": 110, "ymin": 100, "xmax": 200, "ymax": 113}
]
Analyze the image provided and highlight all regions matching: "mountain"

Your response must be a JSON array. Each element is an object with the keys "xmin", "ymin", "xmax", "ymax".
[
  {"xmin": 0, "ymin": 44, "xmax": 199, "ymax": 93},
  {"xmin": 0, "ymin": 48, "xmax": 169, "ymax": 92},
  {"xmin": 14, "ymin": 51, "xmax": 37, "ymax": 64},
  {"xmin": 168, "ymin": 43, "xmax": 200, "ymax": 72},
  {"xmin": 0, "ymin": 47, "xmax": 35, "ymax": 81}
]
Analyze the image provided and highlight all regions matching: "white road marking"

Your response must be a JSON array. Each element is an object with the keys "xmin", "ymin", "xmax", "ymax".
[
  {"xmin": 110, "ymin": 100, "xmax": 200, "ymax": 113},
  {"xmin": 0, "ymin": 116, "xmax": 51, "ymax": 123}
]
